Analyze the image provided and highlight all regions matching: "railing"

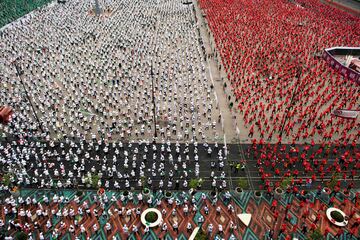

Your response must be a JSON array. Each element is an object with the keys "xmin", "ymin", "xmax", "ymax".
[{"xmin": 323, "ymin": 47, "xmax": 360, "ymax": 85}]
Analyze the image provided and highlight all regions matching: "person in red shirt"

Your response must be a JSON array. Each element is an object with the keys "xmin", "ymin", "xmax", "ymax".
[
  {"xmin": 310, "ymin": 222, "xmax": 316, "ymax": 231},
  {"xmin": 319, "ymin": 203, "xmax": 326, "ymax": 212},
  {"xmin": 316, "ymin": 185, "xmax": 322, "ymax": 197},
  {"xmin": 335, "ymin": 229, "xmax": 344, "ymax": 238},
  {"xmin": 280, "ymin": 223, "xmax": 287, "ymax": 234},
  {"xmin": 293, "ymin": 169, "xmax": 299, "ymax": 178},
  {"xmin": 266, "ymin": 186, "xmax": 272, "ymax": 197},
  {"xmin": 313, "ymin": 213, "xmax": 321, "ymax": 225},
  {"xmin": 320, "ymin": 172, "xmax": 325, "ymax": 182},
  {"xmin": 284, "ymin": 203, "xmax": 291, "ymax": 215},
  {"xmin": 301, "ymin": 208, "xmax": 309, "ymax": 221},
  {"xmin": 311, "ymin": 174, "xmax": 316, "ymax": 182},
  {"xmin": 271, "ymin": 199, "xmax": 278, "ymax": 212},
  {"xmin": 347, "ymin": 182, "xmax": 354, "ymax": 191},
  {"xmin": 292, "ymin": 186, "xmax": 299, "ymax": 194},
  {"xmin": 348, "ymin": 208, "xmax": 356, "ymax": 219},
  {"xmin": 285, "ymin": 213, "xmax": 292, "ymax": 222},
  {"xmin": 333, "ymin": 184, "xmax": 340, "ymax": 195},
  {"xmin": 353, "ymin": 192, "xmax": 359, "ymax": 205},
  {"xmin": 324, "ymin": 227, "xmax": 330, "ymax": 236},
  {"xmin": 340, "ymin": 198, "xmax": 349, "ymax": 208},
  {"xmin": 347, "ymin": 227, "xmax": 357, "ymax": 239},
  {"xmin": 292, "ymin": 224, "xmax": 298, "ymax": 233},
  {"xmin": 274, "ymin": 210, "xmax": 279, "ymax": 222},
  {"xmin": 350, "ymin": 217, "xmax": 360, "ymax": 229},
  {"xmin": 329, "ymin": 196, "xmax": 335, "ymax": 206},
  {"xmin": 248, "ymin": 125, "xmax": 254, "ymax": 138}
]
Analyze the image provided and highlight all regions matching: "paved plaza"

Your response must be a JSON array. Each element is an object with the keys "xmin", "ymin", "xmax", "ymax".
[
  {"xmin": 1, "ymin": 189, "xmax": 359, "ymax": 239},
  {"xmin": 0, "ymin": 0, "xmax": 359, "ymax": 239}
]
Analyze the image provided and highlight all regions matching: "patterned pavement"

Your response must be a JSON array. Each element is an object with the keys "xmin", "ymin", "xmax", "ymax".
[{"xmin": 1, "ymin": 189, "xmax": 359, "ymax": 239}]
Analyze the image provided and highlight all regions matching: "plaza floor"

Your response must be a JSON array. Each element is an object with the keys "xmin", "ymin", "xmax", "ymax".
[{"xmin": 1, "ymin": 189, "xmax": 359, "ymax": 239}]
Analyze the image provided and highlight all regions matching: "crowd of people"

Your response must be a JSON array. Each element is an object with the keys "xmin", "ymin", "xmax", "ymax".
[
  {"xmin": 0, "ymin": 0, "xmax": 231, "ymax": 193},
  {"xmin": 0, "ymin": 190, "xmax": 239, "ymax": 239},
  {"xmin": 200, "ymin": 0, "xmax": 359, "ymax": 144},
  {"xmin": 0, "ymin": 138, "xmax": 230, "ymax": 191},
  {"xmin": 264, "ymin": 189, "xmax": 360, "ymax": 240},
  {"xmin": 0, "ymin": 183, "xmax": 359, "ymax": 239},
  {"xmin": 246, "ymin": 142, "xmax": 359, "ymax": 193},
  {"xmin": 0, "ymin": 0, "xmax": 359, "ymax": 239},
  {"xmin": 0, "ymin": 0, "xmax": 223, "ymax": 143},
  {"xmin": 198, "ymin": 0, "xmax": 360, "ymax": 197}
]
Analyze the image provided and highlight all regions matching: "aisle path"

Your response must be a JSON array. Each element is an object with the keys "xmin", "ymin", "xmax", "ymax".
[{"xmin": 194, "ymin": 1, "xmax": 238, "ymax": 145}]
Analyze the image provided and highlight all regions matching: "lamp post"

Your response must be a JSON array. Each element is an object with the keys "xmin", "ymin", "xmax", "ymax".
[
  {"xmin": 151, "ymin": 64, "xmax": 157, "ymax": 140},
  {"xmin": 94, "ymin": 0, "xmax": 102, "ymax": 16},
  {"xmin": 279, "ymin": 65, "xmax": 303, "ymax": 138},
  {"xmin": 12, "ymin": 58, "xmax": 44, "ymax": 134}
]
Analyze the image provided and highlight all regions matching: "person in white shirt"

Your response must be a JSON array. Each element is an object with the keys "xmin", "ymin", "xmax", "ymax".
[
  {"xmin": 105, "ymin": 222, "xmax": 111, "ymax": 234},
  {"xmin": 123, "ymin": 224, "xmax": 129, "ymax": 235},
  {"xmin": 161, "ymin": 222, "xmax": 167, "ymax": 232},
  {"xmin": 92, "ymin": 224, "xmax": 98, "ymax": 234},
  {"xmin": 218, "ymin": 224, "xmax": 224, "ymax": 235},
  {"xmin": 80, "ymin": 224, "xmax": 86, "ymax": 234},
  {"xmin": 187, "ymin": 222, "xmax": 192, "ymax": 233}
]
